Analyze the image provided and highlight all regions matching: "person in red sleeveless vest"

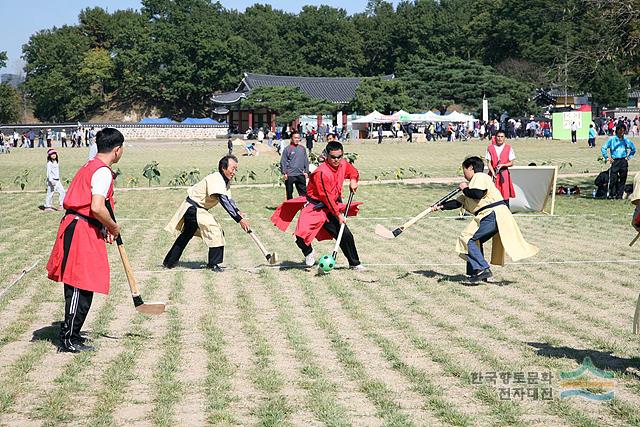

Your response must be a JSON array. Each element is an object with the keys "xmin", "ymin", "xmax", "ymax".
[
  {"xmin": 271, "ymin": 140, "xmax": 365, "ymax": 270},
  {"xmin": 46, "ymin": 128, "xmax": 124, "ymax": 353},
  {"xmin": 486, "ymin": 130, "xmax": 516, "ymax": 206}
]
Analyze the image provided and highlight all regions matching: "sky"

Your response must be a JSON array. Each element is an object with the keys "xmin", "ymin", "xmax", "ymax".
[{"xmin": 0, "ymin": 0, "xmax": 383, "ymax": 75}]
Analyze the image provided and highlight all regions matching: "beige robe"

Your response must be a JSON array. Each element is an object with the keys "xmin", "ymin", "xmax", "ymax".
[
  {"xmin": 164, "ymin": 172, "xmax": 230, "ymax": 247},
  {"xmin": 630, "ymin": 172, "xmax": 640, "ymax": 204},
  {"xmin": 456, "ymin": 172, "xmax": 539, "ymax": 266}
]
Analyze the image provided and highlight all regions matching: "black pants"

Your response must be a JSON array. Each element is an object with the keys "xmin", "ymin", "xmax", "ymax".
[
  {"xmin": 295, "ymin": 213, "xmax": 360, "ymax": 266},
  {"xmin": 59, "ymin": 218, "xmax": 94, "ymax": 347},
  {"xmin": 571, "ymin": 131, "xmax": 577, "ymax": 143},
  {"xmin": 378, "ymin": 135, "xmax": 382, "ymax": 144},
  {"xmin": 609, "ymin": 158, "xmax": 628, "ymax": 199},
  {"xmin": 285, "ymin": 175, "xmax": 307, "ymax": 200},
  {"xmin": 163, "ymin": 205, "xmax": 224, "ymax": 267}
]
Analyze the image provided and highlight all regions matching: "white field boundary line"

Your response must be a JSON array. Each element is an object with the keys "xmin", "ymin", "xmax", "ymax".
[
  {"xmin": 4, "ymin": 170, "xmax": 637, "ymax": 194},
  {"xmin": 132, "ymin": 258, "xmax": 640, "ymax": 274},
  {"xmin": 116, "ymin": 212, "xmax": 629, "ymax": 222}
]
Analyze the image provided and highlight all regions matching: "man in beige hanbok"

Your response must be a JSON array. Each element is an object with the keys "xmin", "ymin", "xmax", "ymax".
[
  {"xmin": 434, "ymin": 156, "xmax": 538, "ymax": 284},
  {"xmin": 163, "ymin": 155, "xmax": 250, "ymax": 272}
]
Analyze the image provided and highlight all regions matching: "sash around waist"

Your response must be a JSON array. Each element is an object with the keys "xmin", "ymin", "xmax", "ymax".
[
  {"xmin": 65, "ymin": 209, "xmax": 103, "ymax": 229},
  {"xmin": 474, "ymin": 200, "xmax": 507, "ymax": 216}
]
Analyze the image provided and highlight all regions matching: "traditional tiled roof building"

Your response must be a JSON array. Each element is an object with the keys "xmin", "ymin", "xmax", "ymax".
[{"xmin": 212, "ymin": 72, "xmax": 394, "ymax": 131}]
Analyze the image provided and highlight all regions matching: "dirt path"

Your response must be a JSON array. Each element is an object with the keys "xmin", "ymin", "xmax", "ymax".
[{"xmin": 170, "ymin": 270, "xmax": 209, "ymax": 426}]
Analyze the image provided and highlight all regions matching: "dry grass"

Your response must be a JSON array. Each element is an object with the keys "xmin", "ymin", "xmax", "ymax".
[{"xmin": 0, "ymin": 139, "xmax": 639, "ymax": 426}]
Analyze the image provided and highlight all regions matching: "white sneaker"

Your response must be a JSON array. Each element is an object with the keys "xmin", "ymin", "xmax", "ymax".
[
  {"xmin": 304, "ymin": 251, "xmax": 316, "ymax": 267},
  {"xmin": 350, "ymin": 264, "xmax": 367, "ymax": 271}
]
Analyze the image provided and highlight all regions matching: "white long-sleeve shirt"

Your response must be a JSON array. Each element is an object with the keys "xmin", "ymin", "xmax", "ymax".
[{"xmin": 47, "ymin": 161, "xmax": 60, "ymax": 183}]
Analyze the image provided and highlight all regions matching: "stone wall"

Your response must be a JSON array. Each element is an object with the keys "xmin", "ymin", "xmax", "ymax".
[
  {"xmin": 109, "ymin": 125, "xmax": 228, "ymax": 140},
  {"xmin": 0, "ymin": 123, "xmax": 229, "ymax": 140}
]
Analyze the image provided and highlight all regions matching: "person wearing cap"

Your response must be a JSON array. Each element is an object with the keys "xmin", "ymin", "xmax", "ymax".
[
  {"xmin": 44, "ymin": 149, "xmax": 66, "ymax": 212},
  {"xmin": 163, "ymin": 155, "xmax": 250, "ymax": 272}
]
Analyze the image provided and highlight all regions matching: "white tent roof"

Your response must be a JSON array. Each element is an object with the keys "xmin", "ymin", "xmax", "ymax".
[{"xmin": 352, "ymin": 110, "xmax": 383, "ymax": 123}]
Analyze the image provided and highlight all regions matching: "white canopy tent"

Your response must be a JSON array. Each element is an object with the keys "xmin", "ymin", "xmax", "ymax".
[
  {"xmin": 352, "ymin": 110, "xmax": 382, "ymax": 123},
  {"xmin": 352, "ymin": 110, "xmax": 383, "ymax": 130}
]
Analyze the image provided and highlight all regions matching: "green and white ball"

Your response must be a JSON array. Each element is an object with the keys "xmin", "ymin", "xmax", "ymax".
[{"xmin": 318, "ymin": 254, "xmax": 336, "ymax": 273}]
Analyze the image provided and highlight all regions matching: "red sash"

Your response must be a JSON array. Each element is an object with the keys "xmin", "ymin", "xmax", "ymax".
[{"xmin": 487, "ymin": 144, "xmax": 515, "ymax": 199}]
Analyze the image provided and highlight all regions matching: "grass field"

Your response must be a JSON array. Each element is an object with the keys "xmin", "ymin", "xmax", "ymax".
[{"xmin": 1, "ymin": 137, "xmax": 640, "ymax": 426}]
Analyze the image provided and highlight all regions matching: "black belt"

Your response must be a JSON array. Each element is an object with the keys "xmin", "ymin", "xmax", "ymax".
[
  {"xmin": 474, "ymin": 200, "xmax": 506, "ymax": 216},
  {"xmin": 186, "ymin": 196, "xmax": 204, "ymax": 209},
  {"xmin": 65, "ymin": 209, "xmax": 103, "ymax": 229},
  {"xmin": 306, "ymin": 196, "xmax": 326, "ymax": 209}
]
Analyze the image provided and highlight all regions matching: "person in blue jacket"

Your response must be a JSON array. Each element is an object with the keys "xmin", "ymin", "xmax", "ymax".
[{"xmin": 601, "ymin": 124, "xmax": 636, "ymax": 199}]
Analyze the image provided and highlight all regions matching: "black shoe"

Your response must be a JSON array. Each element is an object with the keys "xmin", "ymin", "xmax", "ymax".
[
  {"xmin": 209, "ymin": 264, "xmax": 224, "ymax": 273},
  {"xmin": 476, "ymin": 268, "xmax": 493, "ymax": 281},
  {"xmin": 464, "ymin": 275, "xmax": 482, "ymax": 285},
  {"xmin": 162, "ymin": 262, "xmax": 175, "ymax": 269},
  {"xmin": 58, "ymin": 341, "xmax": 95, "ymax": 353}
]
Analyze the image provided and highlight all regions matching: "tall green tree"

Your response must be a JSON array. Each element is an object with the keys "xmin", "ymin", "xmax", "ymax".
[
  {"xmin": 0, "ymin": 84, "xmax": 21, "ymax": 123},
  {"xmin": 351, "ymin": 78, "xmax": 414, "ymax": 113},
  {"xmin": 22, "ymin": 26, "xmax": 94, "ymax": 121},
  {"xmin": 353, "ymin": 1, "xmax": 397, "ymax": 75},
  {"xmin": 295, "ymin": 6, "xmax": 366, "ymax": 76},
  {"xmin": 398, "ymin": 56, "xmax": 535, "ymax": 116},
  {"xmin": 587, "ymin": 64, "xmax": 629, "ymax": 108},
  {"xmin": 0, "ymin": 50, "xmax": 21, "ymax": 123}
]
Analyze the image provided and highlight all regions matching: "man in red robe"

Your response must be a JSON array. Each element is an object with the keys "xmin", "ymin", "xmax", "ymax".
[
  {"xmin": 46, "ymin": 128, "xmax": 124, "ymax": 353},
  {"xmin": 486, "ymin": 129, "xmax": 516, "ymax": 205},
  {"xmin": 271, "ymin": 140, "xmax": 364, "ymax": 270}
]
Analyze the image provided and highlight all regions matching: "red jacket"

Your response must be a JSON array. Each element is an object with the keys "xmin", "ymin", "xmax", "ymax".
[
  {"xmin": 271, "ymin": 159, "xmax": 361, "ymax": 245},
  {"xmin": 47, "ymin": 158, "xmax": 114, "ymax": 294},
  {"xmin": 306, "ymin": 159, "xmax": 359, "ymax": 217}
]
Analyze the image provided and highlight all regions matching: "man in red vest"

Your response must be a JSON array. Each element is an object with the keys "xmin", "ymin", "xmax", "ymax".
[
  {"xmin": 486, "ymin": 130, "xmax": 516, "ymax": 206},
  {"xmin": 271, "ymin": 140, "xmax": 364, "ymax": 270},
  {"xmin": 46, "ymin": 128, "xmax": 124, "ymax": 353}
]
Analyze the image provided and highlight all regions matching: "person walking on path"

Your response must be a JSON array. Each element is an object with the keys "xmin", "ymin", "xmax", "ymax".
[
  {"xmin": 44, "ymin": 149, "xmax": 66, "ymax": 211},
  {"xmin": 571, "ymin": 121, "xmax": 578, "ymax": 143},
  {"xmin": 588, "ymin": 124, "xmax": 597, "ymax": 148},
  {"xmin": 280, "ymin": 131, "xmax": 309, "ymax": 200}
]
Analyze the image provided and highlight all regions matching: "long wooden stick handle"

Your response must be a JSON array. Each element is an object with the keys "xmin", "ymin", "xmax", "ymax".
[
  {"xmin": 400, "ymin": 187, "xmax": 462, "ymax": 231},
  {"xmin": 117, "ymin": 244, "xmax": 140, "ymax": 295},
  {"xmin": 333, "ymin": 191, "xmax": 354, "ymax": 258},
  {"xmin": 633, "ymin": 294, "xmax": 640, "ymax": 335},
  {"xmin": 630, "ymin": 232, "xmax": 640, "ymax": 247},
  {"xmin": 400, "ymin": 206, "xmax": 433, "ymax": 230},
  {"xmin": 249, "ymin": 231, "xmax": 269, "ymax": 257}
]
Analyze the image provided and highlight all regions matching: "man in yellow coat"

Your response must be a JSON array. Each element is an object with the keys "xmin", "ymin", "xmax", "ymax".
[
  {"xmin": 434, "ymin": 156, "xmax": 538, "ymax": 284},
  {"xmin": 163, "ymin": 155, "xmax": 250, "ymax": 272}
]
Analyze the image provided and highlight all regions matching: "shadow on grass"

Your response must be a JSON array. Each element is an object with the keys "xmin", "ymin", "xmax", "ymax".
[
  {"xmin": 528, "ymin": 342, "xmax": 640, "ymax": 375},
  {"xmin": 401, "ymin": 270, "xmax": 515, "ymax": 287},
  {"xmin": 171, "ymin": 261, "xmax": 206, "ymax": 270},
  {"xmin": 32, "ymin": 322, "xmax": 109, "ymax": 347},
  {"xmin": 31, "ymin": 322, "xmax": 60, "ymax": 347}
]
